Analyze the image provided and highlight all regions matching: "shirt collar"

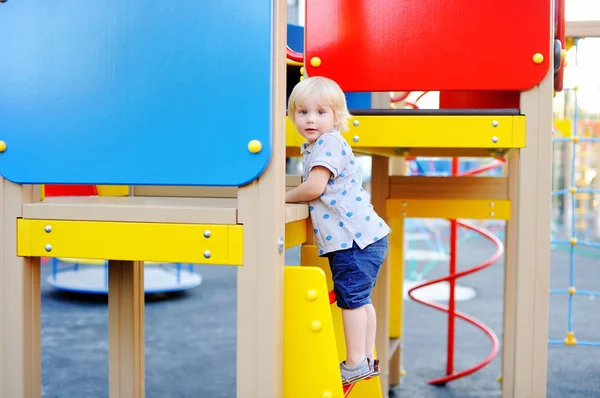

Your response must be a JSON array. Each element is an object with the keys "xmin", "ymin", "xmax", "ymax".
[{"xmin": 300, "ymin": 129, "xmax": 340, "ymax": 155}]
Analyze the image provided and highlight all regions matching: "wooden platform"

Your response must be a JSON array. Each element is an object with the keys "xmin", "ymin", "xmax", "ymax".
[{"xmin": 18, "ymin": 182, "xmax": 309, "ymax": 265}]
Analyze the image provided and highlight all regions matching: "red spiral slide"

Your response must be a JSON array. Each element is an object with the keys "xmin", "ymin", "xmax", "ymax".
[{"xmin": 407, "ymin": 159, "xmax": 505, "ymax": 385}]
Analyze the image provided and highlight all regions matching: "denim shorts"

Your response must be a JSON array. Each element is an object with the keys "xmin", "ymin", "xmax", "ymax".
[{"xmin": 326, "ymin": 236, "xmax": 389, "ymax": 309}]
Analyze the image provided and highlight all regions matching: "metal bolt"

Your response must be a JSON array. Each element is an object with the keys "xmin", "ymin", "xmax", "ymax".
[
  {"xmin": 402, "ymin": 201, "xmax": 407, "ymax": 207},
  {"xmin": 203, "ymin": 230, "xmax": 211, "ymax": 238},
  {"xmin": 277, "ymin": 237, "xmax": 284, "ymax": 253},
  {"xmin": 353, "ymin": 120, "xmax": 360, "ymax": 127},
  {"xmin": 353, "ymin": 135, "xmax": 359, "ymax": 143},
  {"xmin": 45, "ymin": 244, "xmax": 52, "ymax": 252},
  {"xmin": 490, "ymin": 202, "xmax": 495, "ymax": 207},
  {"xmin": 44, "ymin": 225, "xmax": 52, "ymax": 233},
  {"xmin": 490, "ymin": 212, "xmax": 495, "ymax": 217},
  {"xmin": 492, "ymin": 120, "xmax": 499, "ymax": 127},
  {"xmin": 492, "ymin": 136, "xmax": 498, "ymax": 143},
  {"xmin": 402, "ymin": 211, "xmax": 407, "ymax": 217},
  {"xmin": 203, "ymin": 250, "xmax": 211, "ymax": 259}
]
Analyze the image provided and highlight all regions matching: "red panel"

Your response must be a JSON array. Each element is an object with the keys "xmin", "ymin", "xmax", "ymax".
[
  {"xmin": 45, "ymin": 184, "xmax": 98, "ymax": 197},
  {"xmin": 439, "ymin": 91, "xmax": 520, "ymax": 109},
  {"xmin": 305, "ymin": 0, "xmax": 551, "ymax": 92}
]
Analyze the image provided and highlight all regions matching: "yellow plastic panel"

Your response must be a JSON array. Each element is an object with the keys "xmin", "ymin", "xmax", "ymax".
[
  {"xmin": 387, "ymin": 198, "xmax": 510, "ymax": 220},
  {"xmin": 388, "ymin": 218, "xmax": 404, "ymax": 338},
  {"xmin": 300, "ymin": 245, "xmax": 333, "ymax": 290},
  {"xmin": 17, "ymin": 219, "xmax": 243, "ymax": 265},
  {"xmin": 283, "ymin": 266, "xmax": 343, "ymax": 398},
  {"xmin": 96, "ymin": 185, "xmax": 130, "ymax": 196},
  {"xmin": 285, "ymin": 220, "xmax": 307, "ymax": 249},
  {"xmin": 287, "ymin": 115, "xmax": 525, "ymax": 149}
]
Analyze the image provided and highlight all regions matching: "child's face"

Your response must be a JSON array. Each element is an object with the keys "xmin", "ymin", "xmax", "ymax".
[{"xmin": 293, "ymin": 94, "xmax": 337, "ymax": 143}]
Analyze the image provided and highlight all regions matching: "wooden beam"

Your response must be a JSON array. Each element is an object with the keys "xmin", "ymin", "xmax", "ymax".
[
  {"xmin": 390, "ymin": 176, "xmax": 508, "ymax": 200},
  {"xmin": 566, "ymin": 20, "xmax": 600, "ymax": 38}
]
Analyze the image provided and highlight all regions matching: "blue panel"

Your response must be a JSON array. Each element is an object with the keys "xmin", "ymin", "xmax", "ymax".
[
  {"xmin": 346, "ymin": 92, "xmax": 372, "ymax": 109},
  {"xmin": 287, "ymin": 24, "xmax": 305, "ymax": 53},
  {"xmin": 0, "ymin": 1, "xmax": 273, "ymax": 186}
]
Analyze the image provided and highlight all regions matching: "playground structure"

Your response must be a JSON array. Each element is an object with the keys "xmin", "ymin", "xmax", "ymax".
[{"xmin": 0, "ymin": 1, "xmax": 568, "ymax": 398}]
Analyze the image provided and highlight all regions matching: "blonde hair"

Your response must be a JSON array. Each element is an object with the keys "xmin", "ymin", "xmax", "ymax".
[{"xmin": 288, "ymin": 76, "xmax": 353, "ymax": 132}]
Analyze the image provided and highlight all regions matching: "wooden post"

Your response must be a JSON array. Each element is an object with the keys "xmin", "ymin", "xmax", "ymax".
[
  {"xmin": 370, "ymin": 155, "xmax": 391, "ymax": 397},
  {"xmin": 108, "ymin": 260, "xmax": 145, "ymax": 398},
  {"xmin": 236, "ymin": 0, "xmax": 286, "ymax": 396},
  {"xmin": 502, "ymin": 67, "xmax": 553, "ymax": 397},
  {"xmin": 0, "ymin": 179, "xmax": 41, "ymax": 398}
]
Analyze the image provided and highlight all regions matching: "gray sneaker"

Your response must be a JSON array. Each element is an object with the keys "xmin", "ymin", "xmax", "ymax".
[{"xmin": 340, "ymin": 358, "xmax": 372, "ymax": 385}]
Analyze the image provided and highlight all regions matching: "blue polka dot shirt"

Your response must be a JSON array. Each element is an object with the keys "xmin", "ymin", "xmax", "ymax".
[{"xmin": 300, "ymin": 130, "xmax": 391, "ymax": 256}]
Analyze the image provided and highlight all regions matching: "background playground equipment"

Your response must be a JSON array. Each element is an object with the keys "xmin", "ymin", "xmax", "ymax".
[
  {"xmin": 46, "ymin": 257, "xmax": 201, "ymax": 295},
  {"xmin": 550, "ymin": 38, "xmax": 600, "ymax": 347},
  {"xmin": 0, "ymin": 1, "xmax": 560, "ymax": 398}
]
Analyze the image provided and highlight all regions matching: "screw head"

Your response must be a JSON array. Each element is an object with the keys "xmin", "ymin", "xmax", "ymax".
[
  {"xmin": 45, "ymin": 244, "xmax": 52, "ymax": 252},
  {"xmin": 277, "ymin": 237, "xmax": 284, "ymax": 253},
  {"xmin": 311, "ymin": 320, "xmax": 322, "ymax": 332},
  {"xmin": 353, "ymin": 120, "xmax": 359, "ymax": 127},
  {"xmin": 203, "ymin": 230, "xmax": 211, "ymax": 238},
  {"xmin": 533, "ymin": 53, "xmax": 544, "ymax": 64},
  {"xmin": 44, "ymin": 225, "xmax": 52, "ymax": 233},
  {"xmin": 353, "ymin": 135, "xmax": 359, "ymax": 143},
  {"xmin": 203, "ymin": 250, "xmax": 211, "ymax": 259},
  {"xmin": 492, "ymin": 136, "xmax": 499, "ymax": 143},
  {"xmin": 492, "ymin": 120, "xmax": 499, "ymax": 127}
]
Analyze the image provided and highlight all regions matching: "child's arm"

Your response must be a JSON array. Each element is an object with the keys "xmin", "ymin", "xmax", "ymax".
[{"xmin": 285, "ymin": 166, "xmax": 331, "ymax": 203}]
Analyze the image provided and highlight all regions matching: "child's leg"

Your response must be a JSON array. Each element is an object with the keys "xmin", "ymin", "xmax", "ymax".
[
  {"xmin": 364, "ymin": 303, "xmax": 377, "ymax": 361},
  {"xmin": 341, "ymin": 306, "xmax": 368, "ymax": 367}
]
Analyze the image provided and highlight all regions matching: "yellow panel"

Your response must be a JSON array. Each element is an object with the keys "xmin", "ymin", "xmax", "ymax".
[
  {"xmin": 285, "ymin": 220, "xmax": 307, "ymax": 249},
  {"xmin": 512, "ymin": 116, "xmax": 527, "ymax": 147},
  {"xmin": 17, "ymin": 219, "xmax": 243, "ymax": 265},
  {"xmin": 300, "ymin": 245, "xmax": 333, "ymax": 290},
  {"xmin": 227, "ymin": 225, "xmax": 244, "ymax": 265},
  {"xmin": 554, "ymin": 119, "xmax": 572, "ymax": 138},
  {"xmin": 96, "ymin": 185, "xmax": 130, "ymax": 196},
  {"xmin": 287, "ymin": 114, "xmax": 525, "ymax": 149},
  {"xmin": 387, "ymin": 199, "xmax": 511, "ymax": 220},
  {"xmin": 388, "ymin": 218, "xmax": 404, "ymax": 338},
  {"xmin": 283, "ymin": 266, "xmax": 343, "ymax": 398},
  {"xmin": 59, "ymin": 258, "xmax": 106, "ymax": 265}
]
